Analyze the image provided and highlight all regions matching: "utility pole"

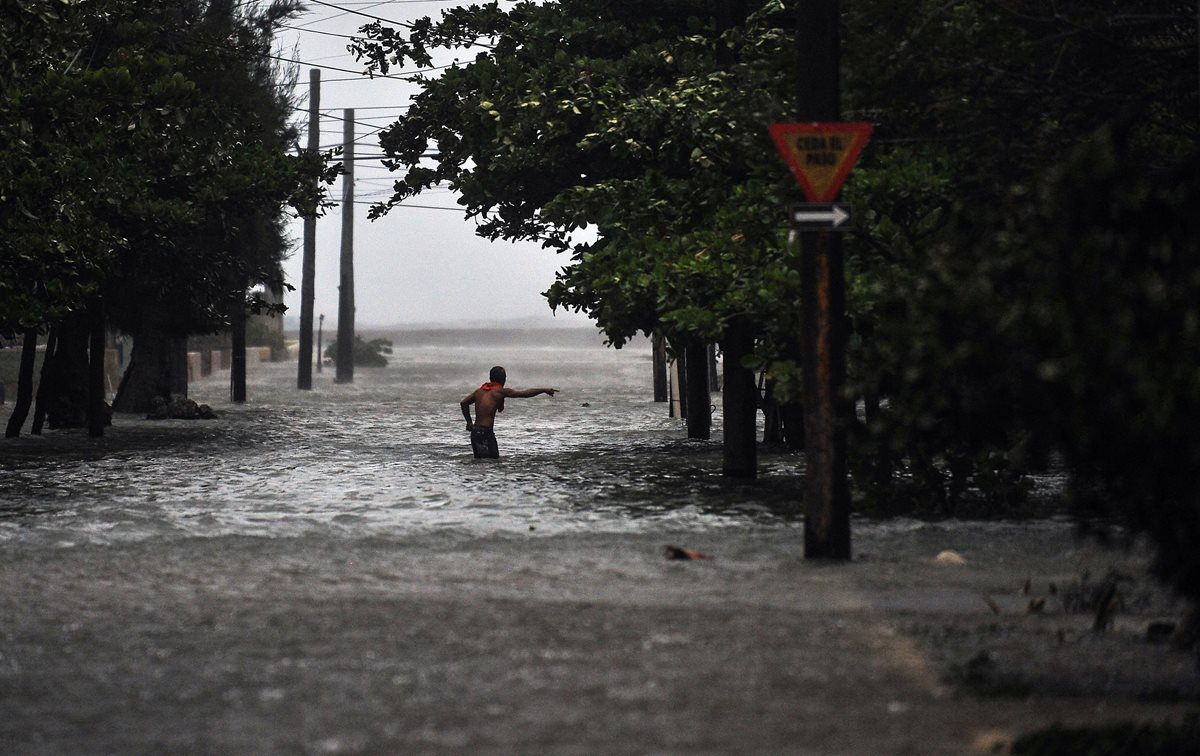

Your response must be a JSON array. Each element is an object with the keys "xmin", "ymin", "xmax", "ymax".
[
  {"xmin": 335, "ymin": 108, "xmax": 356, "ymax": 384},
  {"xmin": 298, "ymin": 68, "xmax": 320, "ymax": 390},
  {"xmin": 796, "ymin": 0, "xmax": 851, "ymax": 559}
]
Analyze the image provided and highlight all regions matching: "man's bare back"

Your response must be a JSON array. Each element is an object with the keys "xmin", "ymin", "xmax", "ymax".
[{"xmin": 460, "ymin": 366, "xmax": 557, "ymax": 458}]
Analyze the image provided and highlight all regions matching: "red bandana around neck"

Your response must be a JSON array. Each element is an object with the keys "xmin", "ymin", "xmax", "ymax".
[{"xmin": 481, "ymin": 382, "xmax": 503, "ymax": 391}]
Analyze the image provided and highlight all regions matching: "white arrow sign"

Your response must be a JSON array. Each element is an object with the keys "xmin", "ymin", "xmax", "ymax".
[{"xmin": 792, "ymin": 204, "xmax": 852, "ymax": 228}]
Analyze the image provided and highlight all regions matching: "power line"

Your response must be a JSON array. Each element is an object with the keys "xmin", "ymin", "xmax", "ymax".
[
  {"xmin": 326, "ymin": 104, "xmax": 412, "ymax": 110},
  {"xmin": 289, "ymin": 106, "xmax": 401, "ymax": 132},
  {"xmin": 278, "ymin": 24, "xmax": 362, "ymax": 40},
  {"xmin": 265, "ymin": 51, "xmax": 455, "ymax": 79},
  {"xmin": 304, "ymin": 0, "xmax": 415, "ymax": 29},
  {"xmin": 349, "ymin": 201, "xmax": 461, "ymax": 211},
  {"xmin": 283, "ymin": 1, "xmax": 399, "ymax": 30}
]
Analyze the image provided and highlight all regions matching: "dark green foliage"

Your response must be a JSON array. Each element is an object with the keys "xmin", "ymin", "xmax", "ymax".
[
  {"xmin": 1, "ymin": 0, "xmax": 333, "ymax": 339},
  {"xmin": 1003, "ymin": 133, "xmax": 1200, "ymax": 604},
  {"xmin": 245, "ymin": 317, "xmax": 286, "ymax": 356},
  {"xmin": 354, "ymin": 2, "xmax": 1200, "ymax": 605},
  {"xmin": 353, "ymin": 1, "xmax": 801, "ymax": 350},
  {"xmin": 2, "ymin": 0, "xmax": 338, "ymax": 418},
  {"xmin": 839, "ymin": 1, "xmax": 1198, "ymax": 517},
  {"xmin": 325, "ymin": 337, "xmax": 393, "ymax": 368}
]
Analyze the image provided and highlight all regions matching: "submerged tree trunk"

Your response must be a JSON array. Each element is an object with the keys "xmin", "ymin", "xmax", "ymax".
[
  {"xmin": 780, "ymin": 401, "xmax": 805, "ymax": 452},
  {"xmin": 31, "ymin": 328, "xmax": 58, "ymax": 435},
  {"xmin": 707, "ymin": 343, "xmax": 720, "ymax": 392},
  {"xmin": 762, "ymin": 376, "xmax": 783, "ymax": 445},
  {"xmin": 113, "ymin": 325, "xmax": 188, "ymax": 414},
  {"xmin": 652, "ymin": 333, "xmax": 668, "ymax": 403},
  {"xmin": 87, "ymin": 300, "xmax": 107, "ymax": 438},
  {"xmin": 45, "ymin": 312, "xmax": 90, "ymax": 430},
  {"xmin": 672, "ymin": 344, "xmax": 688, "ymax": 419},
  {"xmin": 684, "ymin": 339, "xmax": 710, "ymax": 440},
  {"xmin": 230, "ymin": 304, "xmax": 247, "ymax": 403},
  {"xmin": 863, "ymin": 391, "xmax": 892, "ymax": 487},
  {"xmin": 4, "ymin": 329, "xmax": 38, "ymax": 438},
  {"xmin": 721, "ymin": 319, "xmax": 757, "ymax": 478}
]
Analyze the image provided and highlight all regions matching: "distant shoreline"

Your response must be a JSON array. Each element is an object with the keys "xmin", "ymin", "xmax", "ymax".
[
  {"xmin": 283, "ymin": 324, "xmax": 650, "ymax": 351},
  {"xmin": 282, "ymin": 316, "xmax": 596, "ymax": 334}
]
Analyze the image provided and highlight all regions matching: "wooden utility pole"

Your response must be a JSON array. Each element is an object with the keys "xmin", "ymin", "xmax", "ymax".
[
  {"xmin": 796, "ymin": 0, "xmax": 851, "ymax": 559},
  {"xmin": 335, "ymin": 108, "xmax": 356, "ymax": 384},
  {"xmin": 298, "ymin": 68, "xmax": 320, "ymax": 390}
]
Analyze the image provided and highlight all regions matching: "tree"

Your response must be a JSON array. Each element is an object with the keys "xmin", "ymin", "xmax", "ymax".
[
  {"xmin": 2, "ymin": 0, "xmax": 334, "ymax": 433},
  {"xmin": 836, "ymin": 0, "xmax": 1198, "ymax": 513},
  {"xmin": 354, "ymin": 0, "xmax": 806, "ymax": 464},
  {"xmin": 107, "ymin": 0, "xmax": 322, "ymax": 414},
  {"xmin": 324, "ymin": 336, "xmax": 393, "ymax": 368},
  {"xmin": 353, "ymin": 0, "xmax": 1200, "ymax": 612}
]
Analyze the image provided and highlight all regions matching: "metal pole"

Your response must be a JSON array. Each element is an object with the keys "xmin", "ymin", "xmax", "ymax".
[
  {"xmin": 298, "ymin": 69, "xmax": 320, "ymax": 390},
  {"xmin": 335, "ymin": 108, "xmax": 355, "ymax": 384},
  {"xmin": 316, "ymin": 313, "xmax": 324, "ymax": 373},
  {"xmin": 797, "ymin": 0, "xmax": 850, "ymax": 559}
]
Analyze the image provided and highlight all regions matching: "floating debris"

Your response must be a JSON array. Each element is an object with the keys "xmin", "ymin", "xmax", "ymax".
[
  {"xmin": 935, "ymin": 550, "xmax": 966, "ymax": 565},
  {"xmin": 664, "ymin": 545, "xmax": 711, "ymax": 561}
]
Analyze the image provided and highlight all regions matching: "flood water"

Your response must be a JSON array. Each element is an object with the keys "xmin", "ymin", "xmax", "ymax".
[
  {"xmin": 0, "ymin": 328, "xmax": 803, "ymax": 546},
  {"xmin": 6, "ymin": 329, "xmax": 1192, "ymax": 754}
]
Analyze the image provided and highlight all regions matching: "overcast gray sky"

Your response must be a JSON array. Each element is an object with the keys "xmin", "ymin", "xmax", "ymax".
[{"xmin": 275, "ymin": 1, "xmax": 590, "ymax": 328}]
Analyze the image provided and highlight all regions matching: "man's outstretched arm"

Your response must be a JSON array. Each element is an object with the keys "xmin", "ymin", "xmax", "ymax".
[{"xmin": 503, "ymin": 387, "xmax": 558, "ymax": 398}]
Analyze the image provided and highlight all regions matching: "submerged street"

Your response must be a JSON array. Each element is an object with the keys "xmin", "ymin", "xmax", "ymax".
[{"xmin": 1, "ymin": 333, "xmax": 1195, "ymax": 753}]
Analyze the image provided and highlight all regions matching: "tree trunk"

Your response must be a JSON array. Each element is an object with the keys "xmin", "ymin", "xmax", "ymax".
[
  {"xmin": 684, "ymin": 339, "xmax": 710, "ymax": 440},
  {"xmin": 230, "ymin": 304, "xmax": 247, "ymax": 403},
  {"xmin": 46, "ymin": 312, "xmax": 89, "ymax": 429},
  {"xmin": 721, "ymin": 319, "xmax": 757, "ymax": 478},
  {"xmin": 781, "ymin": 401, "xmax": 805, "ymax": 452},
  {"xmin": 652, "ymin": 333, "xmax": 668, "ymax": 403},
  {"xmin": 863, "ymin": 391, "xmax": 892, "ymax": 486},
  {"xmin": 31, "ymin": 328, "xmax": 58, "ymax": 435},
  {"xmin": 672, "ymin": 344, "xmax": 688, "ymax": 419},
  {"xmin": 762, "ymin": 376, "xmax": 783, "ymax": 445},
  {"xmin": 4, "ymin": 329, "xmax": 38, "ymax": 438},
  {"xmin": 113, "ymin": 325, "xmax": 187, "ymax": 414},
  {"xmin": 707, "ymin": 343, "xmax": 720, "ymax": 392},
  {"xmin": 170, "ymin": 337, "xmax": 188, "ymax": 397},
  {"xmin": 87, "ymin": 300, "xmax": 107, "ymax": 437}
]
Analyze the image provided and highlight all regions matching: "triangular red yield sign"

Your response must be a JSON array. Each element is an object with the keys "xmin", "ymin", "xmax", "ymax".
[{"xmin": 769, "ymin": 122, "xmax": 873, "ymax": 202}]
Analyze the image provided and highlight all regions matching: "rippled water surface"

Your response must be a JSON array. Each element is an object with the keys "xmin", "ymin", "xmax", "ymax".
[{"xmin": 1, "ymin": 329, "xmax": 808, "ymax": 545}]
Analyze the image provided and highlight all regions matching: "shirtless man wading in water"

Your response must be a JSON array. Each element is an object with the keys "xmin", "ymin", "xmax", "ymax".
[{"xmin": 460, "ymin": 366, "xmax": 557, "ymax": 458}]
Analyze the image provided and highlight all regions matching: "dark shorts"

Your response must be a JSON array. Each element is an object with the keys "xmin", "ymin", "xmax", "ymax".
[{"xmin": 470, "ymin": 425, "xmax": 499, "ymax": 459}]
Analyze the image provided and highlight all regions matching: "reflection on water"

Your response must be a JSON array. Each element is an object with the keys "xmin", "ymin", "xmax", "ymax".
[{"xmin": 0, "ymin": 330, "xmax": 805, "ymax": 545}]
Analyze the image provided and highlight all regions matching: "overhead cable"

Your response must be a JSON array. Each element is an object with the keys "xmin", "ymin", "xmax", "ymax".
[{"xmin": 304, "ymin": 0, "xmax": 414, "ymax": 29}]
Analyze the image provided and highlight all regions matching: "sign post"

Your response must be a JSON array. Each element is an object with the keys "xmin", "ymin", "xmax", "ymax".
[
  {"xmin": 769, "ymin": 119, "xmax": 871, "ymax": 559},
  {"xmin": 773, "ymin": 0, "xmax": 866, "ymax": 561}
]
